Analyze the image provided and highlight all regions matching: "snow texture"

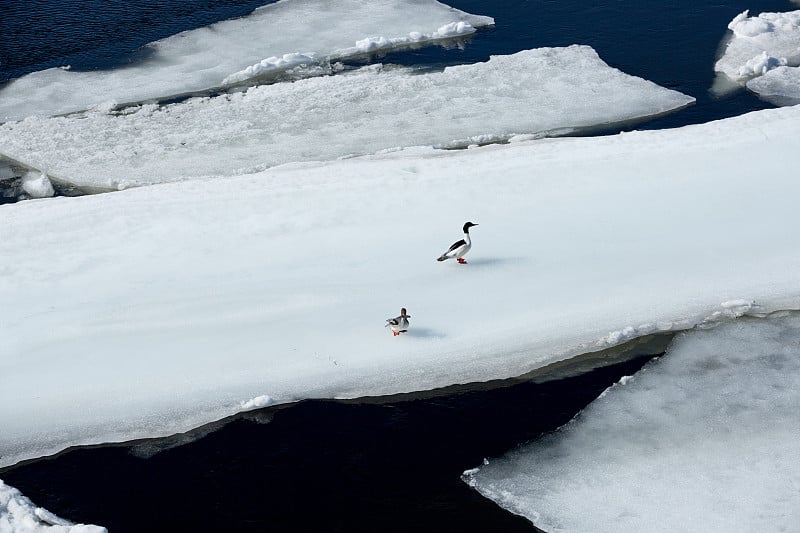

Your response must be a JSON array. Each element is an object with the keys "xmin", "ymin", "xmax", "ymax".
[
  {"xmin": 715, "ymin": 9, "xmax": 800, "ymax": 101},
  {"xmin": 465, "ymin": 312, "xmax": 800, "ymax": 533},
  {"xmin": 0, "ymin": 0, "xmax": 493, "ymax": 122},
  {"xmin": 0, "ymin": 480, "xmax": 106, "ymax": 533},
  {"xmin": 0, "ymin": 46, "xmax": 694, "ymax": 190},
  {"xmin": 240, "ymin": 395, "xmax": 273, "ymax": 410},
  {"xmin": 2, "ymin": 104, "xmax": 800, "ymax": 469}
]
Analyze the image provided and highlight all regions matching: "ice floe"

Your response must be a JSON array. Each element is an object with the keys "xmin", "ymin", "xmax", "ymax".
[
  {"xmin": 0, "ymin": 0, "xmax": 493, "ymax": 122},
  {"xmin": 746, "ymin": 65, "xmax": 800, "ymax": 104},
  {"xmin": 0, "ymin": 480, "xmax": 106, "ymax": 533},
  {"xmin": 0, "ymin": 46, "xmax": 694, "ymax": 190},
  {"xmin": 714, "ymin": 9, "xmax": 800, "ymax": 102},
  {"xmin": 1, "ymin": 104, "xmax": 799, "ymax": 468},
  {"xmin": 464, "ymin": 312, "xmax": 800, "ymax": 533}
]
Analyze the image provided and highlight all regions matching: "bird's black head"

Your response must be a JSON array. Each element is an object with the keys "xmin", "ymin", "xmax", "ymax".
[{"xmin": 463, "ymin": 221, "xmax": 478, "ymax": 233}]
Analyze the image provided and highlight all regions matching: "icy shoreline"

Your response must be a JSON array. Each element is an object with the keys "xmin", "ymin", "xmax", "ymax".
[
  {"xmin": 0, "ymin": 326, "xmax": 674, "ymax": 469},
  {"xmin": 0, "ymin": 304, "xmax": 782, "ymax": 471}
]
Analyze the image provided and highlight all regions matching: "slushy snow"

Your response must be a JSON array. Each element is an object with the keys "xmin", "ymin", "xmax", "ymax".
[
  {"xmin": 2, "ymin": 104, "xmax": 800, "ymax": 469},
  {"xmin": 0, "ymin": 46, "xmax": 694, "ymax": 190},
  {"xmin": 464, "ymin": 312, "xmax": 800, "ymax": 533},
  {"xmin": 0, "ymin": 480, "xmax": 106, "ymax": 533},
  {"xmin": 715, "ymin": 9, "xmax": 800, "ymax": 101},
  {"xmin": 0, "ymin": 0, "xmax": 493, "ymax": 122}
]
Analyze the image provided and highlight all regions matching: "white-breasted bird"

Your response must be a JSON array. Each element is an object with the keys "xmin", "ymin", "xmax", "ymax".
[
  {"xmin": 385, "ymin": 308, "xmax": 411, "ymax": 336},
  {"xmin": 437, "ymin": 221, "xmax": 478, "ymax": 264}
]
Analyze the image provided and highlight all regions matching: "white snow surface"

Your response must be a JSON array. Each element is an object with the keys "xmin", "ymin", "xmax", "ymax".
[
  {"xmin": 465, "ymin": 312, "xmax": 800, "ymax": 533},
  {"xmin": 0, "ymin": 0, "xmax": 493, "ymax": 122},
  {"xmin": 1, "ymin": 104, "xmax": 800, "ymax": 469},
  {"xmin": 0, "ymin": 480, "xmax": 106, "ymax": 533},
  {"xmin": 0, "ymin": 46, "xmax": 694, "ymax": 190},
  {"xmin": 715, "ymin": 9, "xmax": 800, "ymax": 101}
]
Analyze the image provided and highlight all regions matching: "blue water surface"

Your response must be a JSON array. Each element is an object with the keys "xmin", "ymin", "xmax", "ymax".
[{"xmin": 0, "ymin": 0, "xmax": 274, "ymax": 82}]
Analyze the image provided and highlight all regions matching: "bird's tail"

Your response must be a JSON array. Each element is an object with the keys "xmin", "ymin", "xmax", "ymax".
[{"xmin": 436, "ymin": 254, "xmax": 448, "ymax": 262}]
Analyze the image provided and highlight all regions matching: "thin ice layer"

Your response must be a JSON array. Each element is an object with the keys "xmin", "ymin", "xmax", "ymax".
[
  {"xmin": 0, "ymin": 480, "xmax": 106, "ymax": 532},
  {"xmin": 0, "ymin": 46, "xmax": 694, "ymax": 189},
  {"xmin": 714, "ymin": 9, "xmax": 800, "ymax": 95},
  {"xmin": 465, "ymin": 313, "xmax": 800, "ymax": 533},
  {"xmin": 1, "ymin": 104, "xmax": 800, "ymax": 468},
  {"xmin": 0, "ymin": 0, "xmax": 493, "ymax": 122},
  {"xmin": 746, "ymin": 65, "xmax": 800, "ymax": 103}
]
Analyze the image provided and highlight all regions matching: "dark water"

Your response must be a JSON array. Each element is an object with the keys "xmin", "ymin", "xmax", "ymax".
[
  {"xmin": 1, "ymin": 349, "xmax": 667, "ymax": 532},
  {"xmin": 0, "ymin": 0, "xmax": 276, "ymax": 83}
]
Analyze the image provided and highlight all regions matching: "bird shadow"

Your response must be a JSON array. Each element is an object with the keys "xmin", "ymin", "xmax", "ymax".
[
  {"xmin": 459, "ymin": 256, "xmax": 525, "ymax": 268},
  {"xmin": 403, "ymin": 327, "xmax": 445, "ymax": 339}
]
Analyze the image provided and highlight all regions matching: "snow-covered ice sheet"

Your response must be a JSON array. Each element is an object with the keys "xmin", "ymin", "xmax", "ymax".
[
  {"xmin": 0, "ymin": 0, "xmax": 493, "ymax": 122},
  {"xmin": 1, "ymin": 105, "xmax": 800, "ymax": 468},
  {"xmin": 0, "ymin": 480, "xmax": 106, "ymax": 533},
  {"xmin": 0, "ymin": 46, "xmax": 694, "ymax": 190},
  {"xmin": 714, "ymin": 9, "xmax": 800, "ymax": 102},
  {"xmin": 746, "ymin": 65, "xmax": 800, "ymax": 104},
  {"xmin": 464, "ymin": 312, "xmax": 800, "ymax": 533}
]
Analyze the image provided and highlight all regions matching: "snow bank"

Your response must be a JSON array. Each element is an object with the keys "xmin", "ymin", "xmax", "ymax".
[
  {"xmin": 0, "ymin": 46, "xmax": 693, "ymax": 190},
  {"xmin": 465, "ymin": 312, "xmax": 800, "ymax": 533},
  {"xmin": 1, "ymin": 104, "xmax": 800, "ymax": 468},
  {"xmin": 715, "ymin": 9, "xmax": 800, "ymax": 102},
  {"xmin": 0, "ymin": 480, "xmax": 106, "ymax": 533},
  {"xmin": 0, "ymin": 0, "xmax": 493, "ymax": 122}
]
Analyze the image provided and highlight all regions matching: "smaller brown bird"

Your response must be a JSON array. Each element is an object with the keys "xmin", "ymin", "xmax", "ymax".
[{"xmin": 385, "ymin": 308, "xmax": 411, "ymax": 336}]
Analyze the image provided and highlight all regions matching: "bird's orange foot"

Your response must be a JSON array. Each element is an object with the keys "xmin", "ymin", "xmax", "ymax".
[
  {"xmin": 457, "ymin": 258, "xmax": 467, "ymax": 264},
  {"xmin": 393, "ymin": 331, "xmax": 399, "ymax": 336}
]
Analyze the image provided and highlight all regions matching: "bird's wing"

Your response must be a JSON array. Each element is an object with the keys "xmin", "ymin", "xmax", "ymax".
[
  {"xmin": 445, "ymin": 239, "xmax": 466, "ymax": 254},
  {"xmin": 386, "ymin": 317, "xmax": 400, "ymax": 325}
]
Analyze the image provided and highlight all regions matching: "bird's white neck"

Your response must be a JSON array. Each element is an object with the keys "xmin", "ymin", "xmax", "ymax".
[{"xmin": 463, "ymin": 232, "xmax": 472, "ymax": 245}]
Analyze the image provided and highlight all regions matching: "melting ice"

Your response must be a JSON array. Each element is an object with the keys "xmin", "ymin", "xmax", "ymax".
[
  {"xmin": 715, "ymin": 9, "xmax": 800, "ymax": 102},
  {"xmin": 0, "ymin": 46, "xmax": 693, "ymax": 190},
  {"xmin": 465, "ymin": 312, "xmax": 800, "ymax": 533},
  {"xmin": 0, "ymin": 0, "xmax": 493, "ymax": 122}
]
